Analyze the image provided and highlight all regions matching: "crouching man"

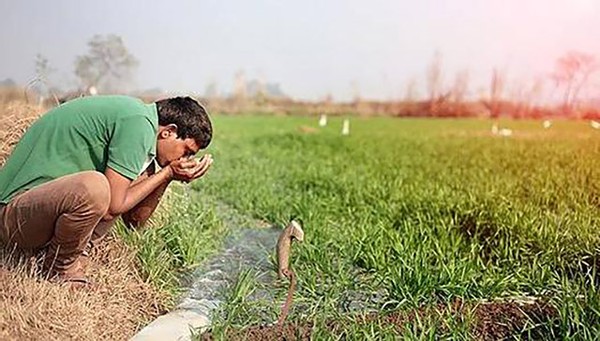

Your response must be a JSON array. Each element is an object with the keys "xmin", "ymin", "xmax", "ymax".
[{"xmin": 0, "ymin": 95, "xmax": 213, "ymax": 288}]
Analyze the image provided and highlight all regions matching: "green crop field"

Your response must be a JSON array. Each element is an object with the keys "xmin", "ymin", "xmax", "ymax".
[{"xmin": 194, "ymin": 116, "xmax": 600, "ymax": 340}]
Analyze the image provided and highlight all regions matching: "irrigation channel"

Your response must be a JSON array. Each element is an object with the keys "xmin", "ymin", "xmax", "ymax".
[
  {"xmin": 131, "ymin": 198, "xmax": 284, "ymax": 341},
  {"xmin": 131, "ymin": 192, "xmax": 555, "ymax": 340},
  {"xmin": 131, "ymin": 198, "xmax": 396, "ymax": 340}
]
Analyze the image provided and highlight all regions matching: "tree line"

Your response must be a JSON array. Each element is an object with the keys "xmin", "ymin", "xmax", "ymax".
[{"xmin": 30, "ymin": 35, "xmax": 600, "ymax": 118}]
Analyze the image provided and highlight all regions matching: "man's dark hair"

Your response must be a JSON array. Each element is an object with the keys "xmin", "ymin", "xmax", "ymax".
[{"xmin": 156, "ymin": 96, "xmax": 212, "ymax": 149}]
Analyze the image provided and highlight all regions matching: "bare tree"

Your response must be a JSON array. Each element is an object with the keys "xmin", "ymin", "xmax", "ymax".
[
  {"xmin": 551, "ymin": 51, "xmax": 599, "ymax": 116},
  {"xmin": 514, "ymin": 77, "xmax": 546, "ymax": 118},
  {"xmin": 487, "ymin": 68, "xmax": 505, "ymax": 119},
  {"xmin": 528, "ymin": 77, "xmax": 545, "ymax": 108},
  {"xmin": 74, "ymin": 34, "xmax": 138, "ymax": 93},
  {"xmin": 34, "ymin": 54, "xmax": 55, "ymax": 82},
  {"xmin": 508, "ymin": 78, "xmax": 528, "ymax": 118},
  {"xmin": 426, "ymin": 50, "xmax": 443, "ymax": 114},
  {"xmin": 403, "ymin": 77, "xmax": 418, "ymax": 102},
  {"xmin": 32, "ymin": 54, "xmax": 57, "ymax": 101},
  {"xmin": 451, "ymin": 69, "xmax": 469, "ymax": 104}
]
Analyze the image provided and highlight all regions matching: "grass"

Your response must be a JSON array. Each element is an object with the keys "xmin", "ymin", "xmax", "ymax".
[
  {"xmin": 115, "ymin": 183, "xmax": 226, "ymax": 298},
  {"xmin": 195, "ymin": 116, "xmax": 600, "ymax": 339}
]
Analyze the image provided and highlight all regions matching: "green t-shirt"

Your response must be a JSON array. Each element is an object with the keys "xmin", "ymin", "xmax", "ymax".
[{"xmin": 0, "ymin": 95, "xmax": 158, "ymax": 204}]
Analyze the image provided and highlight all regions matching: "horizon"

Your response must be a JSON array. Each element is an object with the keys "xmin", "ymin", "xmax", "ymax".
[{"xmin": 1, "ymin": 0, "xmax": 599, "ymax": 102}]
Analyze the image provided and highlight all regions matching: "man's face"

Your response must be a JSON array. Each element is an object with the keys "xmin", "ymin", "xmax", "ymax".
[{"xmin": 156, "ymin": 126, "xmax": 200, "ymax": 167}]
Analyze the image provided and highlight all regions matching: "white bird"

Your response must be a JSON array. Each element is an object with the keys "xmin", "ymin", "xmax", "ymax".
[
  {"xmin": 342, "ymin": 119, "xmax": 350, "ymax": 136},
  {"xmin": 318, "ymin": 114, "xmax": 327, "ymax": 127},
  {"xmin": 543, "ymin": 120, "xmax": 552, "ymax": 129},
  {"xmin": 498, "ymin": 128, "xmax": 513, "ymax": 137},
  {"xmin": 491, "ymin": 124, "xmax": 498, "ymax": 135},
  {"xmin": 591, "ymin": 120, "xmax": 600, "ymax": 129},
  {"xmin": 88, "ymin": 86, "xmax": 98, "ymax": 96}
]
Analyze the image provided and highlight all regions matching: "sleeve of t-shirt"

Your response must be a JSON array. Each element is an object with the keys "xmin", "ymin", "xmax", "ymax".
[{"xmin": 106, "ymin": 115, "xmax": 156, "ymax": 180}]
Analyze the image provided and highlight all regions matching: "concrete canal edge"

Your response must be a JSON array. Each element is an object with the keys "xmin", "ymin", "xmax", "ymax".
[
  {"xmin": 130, "ymin": 219, "xmax": 281, "ymax": 341},
  {"xmin": 130, "ymin": 309, "xmax": 211, "ymax": 341}
]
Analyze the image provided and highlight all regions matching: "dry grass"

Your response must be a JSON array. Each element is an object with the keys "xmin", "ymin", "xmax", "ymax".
[
  {"xmin": 0, "ymin": 87, "xmax": 29, "ymax": 107},
  {"xmin": 0, "ymin": 102, "xmax": 170, "ymax": 340},
  {"xmin": 0, "ymin": 103, "xmax": 41, "ymax": 166},
  {"xmin": 0, "ymin": 238, "xmax": 167, "ymax": 341}
]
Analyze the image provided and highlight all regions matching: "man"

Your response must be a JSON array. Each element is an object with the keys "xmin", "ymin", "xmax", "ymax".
[{"xmin": 0, "ymin": 95, "xmax": 213, "ymax": 287}]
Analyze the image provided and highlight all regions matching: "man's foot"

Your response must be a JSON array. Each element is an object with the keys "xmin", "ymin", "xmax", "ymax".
[{"xmin": 45, "ymin": 258, "xmax": 93, "ymax": 290}]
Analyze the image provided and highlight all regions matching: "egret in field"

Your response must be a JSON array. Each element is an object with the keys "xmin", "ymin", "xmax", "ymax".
[
  {"xmin": 342, "ymin": 118, "xmax": 350, "ymax": 136},
  {"xmin": 319, "ymin": 114, "xmax": 327, "ymax": 127},
  {"xmin": 491, "ymin": 124, "xmax": 498, "ymax": 135},
  {"xmin": 591, "ymin": 120, "xmax": 600, "ymax": 129},
  {"xmin": 543, "ymin": 120, "xmax": 552, "ymax": 129},
  {"xmin": 491, "ymin": 123, "xmax": 512, "ymax": 137},
  {"xmin": 498, "ymin": 128, "xmax": 513, "ymax": 137}
]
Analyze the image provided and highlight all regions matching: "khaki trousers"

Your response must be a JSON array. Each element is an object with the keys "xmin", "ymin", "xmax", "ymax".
[{"xmin": 0, "ymin": 171, "xmax": 112, "ymax": 274}]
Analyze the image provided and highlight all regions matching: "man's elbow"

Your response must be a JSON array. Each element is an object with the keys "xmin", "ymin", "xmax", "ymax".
[
  {"xmin": 102, "ymin": 210, "xmax": 119, "ymax": 222},
  {"xmin": 104, "ymin": 203, "xmax": 126, "ymax": 222}
]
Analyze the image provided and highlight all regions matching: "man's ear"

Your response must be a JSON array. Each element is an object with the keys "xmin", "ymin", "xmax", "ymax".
[{"xmin": 160, "ymin": 124, "xmax": 178, "ymax": 139}]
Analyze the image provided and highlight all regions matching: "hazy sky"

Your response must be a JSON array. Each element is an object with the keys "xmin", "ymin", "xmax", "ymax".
[{"xmin": 1, "ymin": 0, "xmax": 599, "ymax": 101}]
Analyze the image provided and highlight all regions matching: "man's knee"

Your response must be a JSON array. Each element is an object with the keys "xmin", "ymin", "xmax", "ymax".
[{"xmin": 72, "ymin": 171, "xmax": 111, "ymax": 215}]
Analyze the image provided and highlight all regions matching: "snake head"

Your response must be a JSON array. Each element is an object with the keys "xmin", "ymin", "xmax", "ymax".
[{"xmin": 289, "ymin": 220, "xmax": 304, "ymax": 242}]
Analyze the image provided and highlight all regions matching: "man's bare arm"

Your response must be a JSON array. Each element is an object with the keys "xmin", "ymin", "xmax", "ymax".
[
  {"xmin": 109, "ymin": 155, "xmax": 212, "ymax": 228},
  {"xmin": 122, "ymin": 163, "xmax": 170, "ymax": 229},
  {"xmin": 104, "ymin": 165, "xmax": 173, "ymax": 221}
]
